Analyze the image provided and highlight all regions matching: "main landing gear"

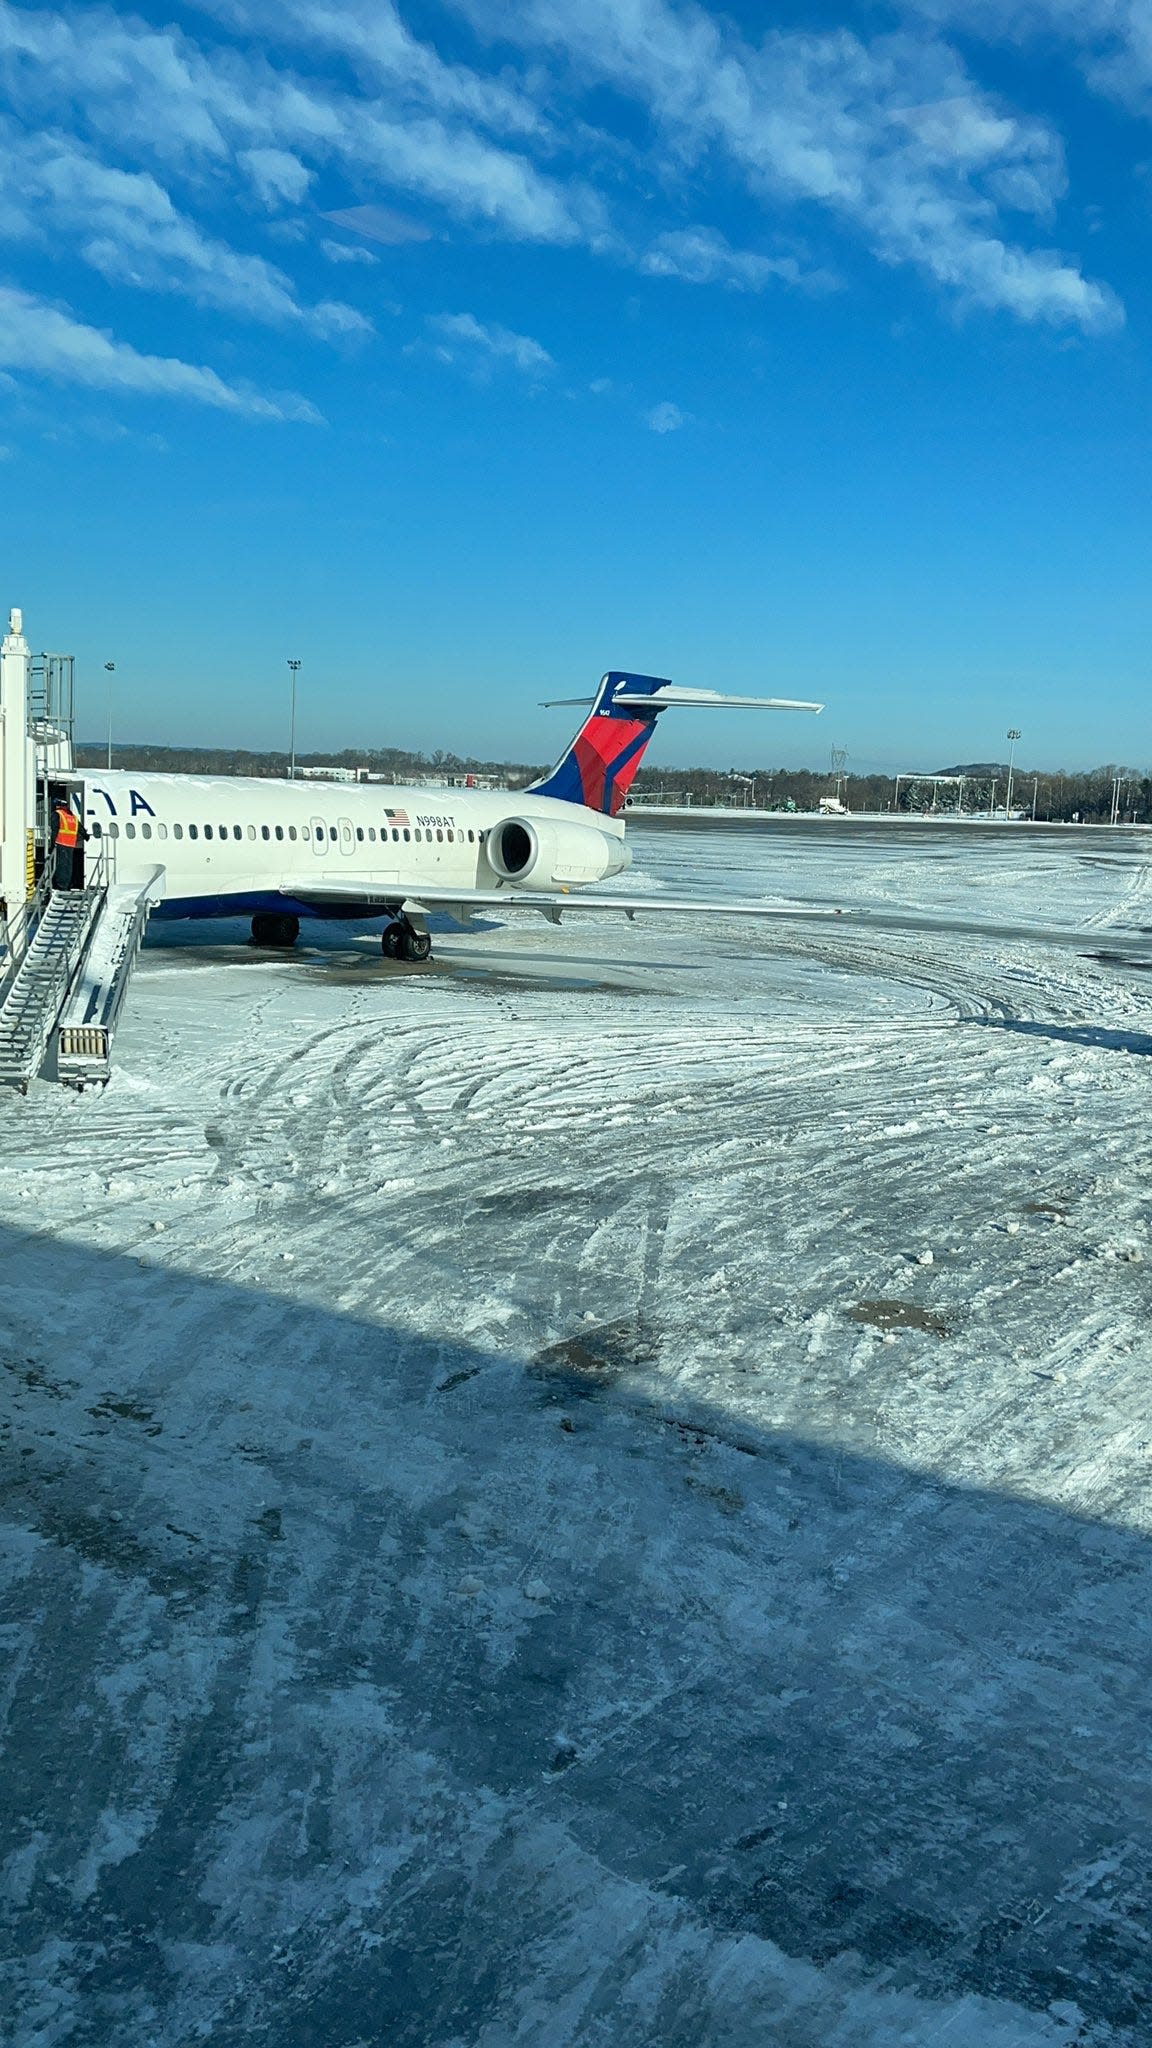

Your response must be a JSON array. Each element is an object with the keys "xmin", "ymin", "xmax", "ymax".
[
  {"xmin": 381, "ymin": 917, "xmax": 432, "ymax": 963},
  {"xmin": 251, "ymin": 912, "xmax": 299, "ymax": 948}
]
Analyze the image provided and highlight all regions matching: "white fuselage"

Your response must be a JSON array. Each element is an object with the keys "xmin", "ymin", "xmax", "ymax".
[{"xmin": 78, "ymin": 770, "xmax": 630, "ymax": 918}]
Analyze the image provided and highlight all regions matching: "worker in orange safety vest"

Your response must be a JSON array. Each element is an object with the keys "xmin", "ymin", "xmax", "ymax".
[{"xmin": 52, "ymin": 801, "xmax": 80, "ymax": 891}]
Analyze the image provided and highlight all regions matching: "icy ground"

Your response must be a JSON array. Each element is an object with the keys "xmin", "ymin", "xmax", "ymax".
[{"xmin": 3, "ymin": 820, "xmax": 1152, "ymax": 2047}]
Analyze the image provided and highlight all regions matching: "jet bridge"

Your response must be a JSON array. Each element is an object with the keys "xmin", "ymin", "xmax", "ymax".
[{"xmin": 0, "ymin": 604, "xmax": 156, "ymax": 1091}]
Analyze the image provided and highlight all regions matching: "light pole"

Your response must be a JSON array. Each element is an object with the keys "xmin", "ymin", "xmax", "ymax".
[
  {"xmin": 287, "ymin": 659, "xmax": 301, "ymax": 779},
  {"xmin": 1005, "ymin": 729, "xmax": 1021, "ymax": 820},
  {"xmin": 103, "ymin": 661, "xmax": 116, "ymax": 769}
]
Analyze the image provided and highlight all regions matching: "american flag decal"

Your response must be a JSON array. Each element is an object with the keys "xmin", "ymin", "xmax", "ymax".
[{"xmin": 384, "ymin": 807, "xmax": 410, "ymax": 827}]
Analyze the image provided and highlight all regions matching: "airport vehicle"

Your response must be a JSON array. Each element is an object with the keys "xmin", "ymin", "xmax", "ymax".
[{"xmin": 73, "ymin": 671, "xmax": 825, "ymax": 961}]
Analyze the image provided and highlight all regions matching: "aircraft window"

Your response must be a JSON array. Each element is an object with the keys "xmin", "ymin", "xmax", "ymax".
[
  {"xmin": 402, "ymin": 827, "xmax": 410, "ymax": 842},
  {"xmin": 189, "ymin": 824, "xmax": 198, "ymax": 840},
  {"xmin": 174, "ymin": 823, "xmax": 183, "ymax": 840},
  {"xmin": 247, "ymin": 824, "xmax": 256, "ymax": 840},
  {"xmin": 356, "ymin": 826, "xmax": 364, "ymax": 842},
  {"xmin": 446, "ymin": 829, "xmax": 454, "ymax": 842},
  {"xmin": 302, "ymin": 826, "xmax": 310, "ymax": 840},
  {"xmin": 204, "ymin": 824, "xmax": 214, "ymax": 840},
  {"xmin": 467, "ymin": 829, "xmax": 474, "ymax": 843},
  {"xmin": 275, "ymin": 825, "xmax": 284, "ymax": 841},
  {"xmin": 327, "ymin": 824, "xmax": 336, "ymax": 839},
  {"xmin": 108, "ymin": 822, "xmax": 119, "ymax": 838},
  {"xmin": 157, "ymin": 823, "xmax": 168, "ymax": 840},
  {"xmin": 314, "ymin": 824, "xmax": 325, "ymax": 841},
  {"xmin": 436, "ymin": 828, "xmax": 443, "ymax": 843},
  {"xmin": 413, "ymin": 828, "xmax": 422, "ymax": 843},
  {"xmin": 288, "ymin": 825, "xmax": 297, "ymax": 841},
  {"xmin": 392, "ymin": 828, "xmax": 399, "ymax": 842},
  {"xmin": 125, "ymin": 822, "xmax": 137, "ymax": 838},
  {"xmin": 233, "ymin": 825, "xmax": 242, "ymax": 841},
  {"xmin": 141, "ymin": 823, "xmax": 152, "ymax": 839},
  {"xmin": 368, "ymin": 826, "xmax": 376, "ymax": 842},
  {"xmin": 261, "ymin": 825, "xmax": 270, "ymax": 841},
  {"xmin": 219, "ymin": 826, "xmax": 227, "ymax": 839},
  {"xmin": 90, "ymin": 821, "xmax": 102, "ymax": 839}
]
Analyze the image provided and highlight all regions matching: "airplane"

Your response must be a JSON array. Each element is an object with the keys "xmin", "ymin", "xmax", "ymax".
[{"xmin": 73, "ymin": 670, "xmax": 828, "ymax": 959}]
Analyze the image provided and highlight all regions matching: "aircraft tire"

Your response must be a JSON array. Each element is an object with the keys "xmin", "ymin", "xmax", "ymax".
[
  {"xmin": 398, "ymin": 927, "xmax": 432, "ymax": 962},
  {"xmin": 380, "ymin": 922, "xmax": 405, "ymax": 959},
  {"xmin": 252, "ymin": 912, "xmax": 299, "ymax": 948}
]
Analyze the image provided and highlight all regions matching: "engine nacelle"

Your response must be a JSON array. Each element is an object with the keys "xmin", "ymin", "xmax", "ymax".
[{"xmin": 485, "ymin": 814, "xmax": 630, "ymax": 888}]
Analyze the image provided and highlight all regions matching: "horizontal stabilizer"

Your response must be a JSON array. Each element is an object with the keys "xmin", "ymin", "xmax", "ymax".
[{"xmin": 612, "ymin": 687, "xmax": 824, "ymax": 713}]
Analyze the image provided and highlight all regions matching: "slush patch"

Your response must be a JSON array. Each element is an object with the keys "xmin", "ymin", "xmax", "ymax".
[
  {"xmin": 529, "ymin": 1319, "xmax": 657, "ymax": 1399},
  {"xmin": 473, "ymin": 1185, "xmax": 585, "ymax": 1218},
  {"xmin": 438, "ymin": 1365, "xmax": 482, "ymax": 1393},
  {"xmin": 88, "ymin": 1395, "xmax": 162, "ymax": 1434},
  {"xmin": 849, "ymin": 1299, "xmax": 953, "ymax": 1337}
]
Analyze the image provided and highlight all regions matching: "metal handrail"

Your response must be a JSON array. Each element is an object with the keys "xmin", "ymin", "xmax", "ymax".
[
  {"xmin": 0, "ymin": 865, "xmax": 52, "ymax": 1000},
  {"xmin": 0, "ymin": 835, "xmax": 110, "ymax": 983},
  {"xmin": 0, "ymin": 844, "xmax": 109, "ymax": 1014}
]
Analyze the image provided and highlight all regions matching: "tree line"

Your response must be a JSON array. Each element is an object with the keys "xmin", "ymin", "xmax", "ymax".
[{"xmin": 75, "ymin": 742, "xmax": 1150, "ymax": 822}]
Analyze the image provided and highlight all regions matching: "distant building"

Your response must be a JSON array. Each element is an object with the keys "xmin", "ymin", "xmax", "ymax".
[{"xmin": 298, "ymin": 765, "xmax": 362, "ymax": 783}]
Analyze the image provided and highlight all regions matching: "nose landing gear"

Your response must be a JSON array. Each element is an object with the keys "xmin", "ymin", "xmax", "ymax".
[
  {"xmin": 381, "ymin": 917, "xmax": 432, "ymax": 963},
  {"xmin": 251, "ymin": 912, "xmax": 300, "ymax": 948}
]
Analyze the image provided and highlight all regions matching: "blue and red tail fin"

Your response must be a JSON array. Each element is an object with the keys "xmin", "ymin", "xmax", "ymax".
[{"xmin": 528, "ymin": 672, "xmax": 671, "ymax": 819}]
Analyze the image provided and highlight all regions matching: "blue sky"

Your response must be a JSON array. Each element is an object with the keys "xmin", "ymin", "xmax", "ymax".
[{"xmin": 1, "ymin": 0, "xmax": 1150, "ymax": 772}]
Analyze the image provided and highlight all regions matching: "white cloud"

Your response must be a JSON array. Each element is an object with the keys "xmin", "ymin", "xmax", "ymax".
[
  {"xmin": 907, "ymin": 0, "xmax": 1152, "ymax": 116},
  {"xmin": 194, "ymin": 0, "xmax": 547, "ymax": 137},
  {"xmin": 645, "ymin": 400, "xmax": 686, "ymax": 432},
  {"xmin": 0, "ymin": 4, "xmax": 593, "ymax": 246},
  {"xmin": 238, "ymin": 146, "xmax": 313, "ymax": 207},
  {"xmin": 0, "ymin": 286, "xmax": 321, "ymax": 419},
  {"xmin": 0, "ymin": 0, "xmax": 1126, "ymax": 374},
  {"xmin": 428, "ymin": 311, "xmax": 554, "ymax": 373},
  {"xmin": 0, "ymin": 123, "xmax": 369, "ymax": 337},
  {"xmin": 320, "ymin": 236, "xmax": 379, "ymax": 265},
  {"xmin": 457, "ymin": 0, "xmax": 1122, "ymax": 330},
  {"xmin": 641, "ymin": 226, "xmax": 816, "ymax": 290},
  {"xmin": 311, "ymin": 298, "xmax": 374, "ymax": 337}
]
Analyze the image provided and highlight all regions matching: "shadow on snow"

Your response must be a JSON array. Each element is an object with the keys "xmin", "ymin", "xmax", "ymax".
[{"xmin": 1, "ymin": 1222, "xmax": 1149, "ymax": 2047}]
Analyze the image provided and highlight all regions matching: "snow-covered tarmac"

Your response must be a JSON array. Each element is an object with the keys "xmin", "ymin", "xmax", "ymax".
[{"xmin": 3, "ymin": 821, "xmax": 1152, "ymax": 2047}]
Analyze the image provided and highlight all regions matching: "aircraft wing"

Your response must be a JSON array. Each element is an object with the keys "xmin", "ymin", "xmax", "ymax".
[
  {"xmin": 281, "ymin": 878, "xmax": 843, "ymax": 925},
  {"xmin": 279, "ymin": 878, "xmax": 1152, "ymax": 952}
]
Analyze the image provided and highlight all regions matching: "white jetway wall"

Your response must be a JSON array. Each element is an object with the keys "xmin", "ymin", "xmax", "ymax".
[{"xmin": 0, "ymin": 607, "xmax": 34, "ymax": 915}]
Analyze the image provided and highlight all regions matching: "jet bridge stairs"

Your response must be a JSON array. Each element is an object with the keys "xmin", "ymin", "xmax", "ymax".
[{"xmin": 0, "ymin": 855, "xmax": 164, "ymax": 1091}]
